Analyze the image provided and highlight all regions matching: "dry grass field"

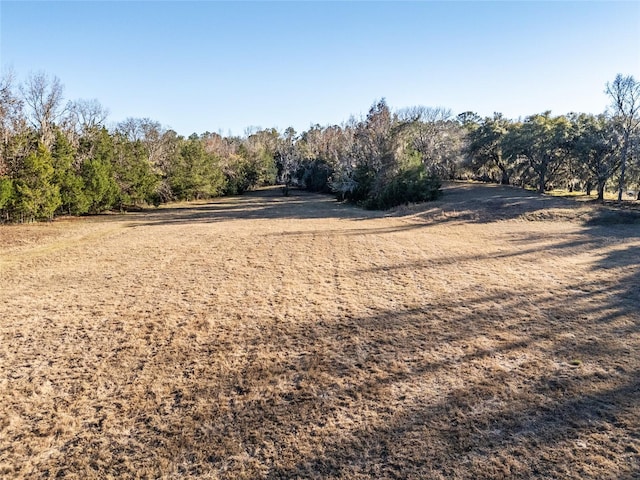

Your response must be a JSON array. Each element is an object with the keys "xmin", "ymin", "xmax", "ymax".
[{"xmin": 1, "ymin": 183, "xmax": 639, "ymax": 479}]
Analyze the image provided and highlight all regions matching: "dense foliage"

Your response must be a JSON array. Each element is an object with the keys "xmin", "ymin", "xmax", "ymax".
[{"xmin": 0, "ymin": 71, "xmax": 638, "ymax": 222}]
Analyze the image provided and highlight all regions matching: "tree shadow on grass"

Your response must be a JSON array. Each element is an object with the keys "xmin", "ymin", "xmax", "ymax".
[
  {"xmin": 39, "ymin": 184, "xmax": 640, "ymax": 479},
  {"xmin": 127, "ymin": 189, "xmax": 379, "ymax": 227},
  {"xmin": 131, "ymin": 198, "xmax": 638, "ymax": 478},
  {"xmin": 262, "ymin": 271, "xmax": 639, "ymax": 478},
  {"xmin": 268, "ymin": 227, "xmax": 638, "ymax": 477},
  {"xmin": 45, "ymin": 280, "xmax": 639, "ymax": 478},
  {"xmin": 394, "ymin": 183, "xmax": 640, "ymax": 227},
  {"xmin": 86, "ymin": 262, "xmax": 638, "ymax": 479},
  {"xmin": 126, "ymin": 182, "xmax": 640, "ymax": 234}
]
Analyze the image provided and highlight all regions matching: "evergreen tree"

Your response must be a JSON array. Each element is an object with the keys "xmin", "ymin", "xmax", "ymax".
[
  {"xmin": 504, "ymin": 113, "xmax": 572, "ymax": 193},
  {"xmin": 13, "ymin": 143, "xmax": 61, "ymax": 221},
  {"xmin": 169, "ymin": 135, "xmax": 225, "ymax": 200},
  {"xmin": 80, "ymin": 128, "xmax": 118, "ymax": 213},
  {"xmin": 52, "ymin": 129, "xmax": 89, "ymax": 215},
  {"xmin": 112, "ymin": 134, "xmax": 159, "ymax": 209},
  {"xmin": 0, "ymin": 176, "xmax": 14, "ymax": 221},
  {"xmin": 465, "ymin": 114, "xmax": 513, "ymax": 185},
  {"xmin": 569, "ymin": 114, "xmax": 620, "ymax": 201}
]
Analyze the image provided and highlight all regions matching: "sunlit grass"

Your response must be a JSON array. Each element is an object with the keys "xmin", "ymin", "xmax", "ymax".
[
  {"xmin": 546, "ymin": 187, "xmax": 639, "ymax": 202},
  {"xmin": 1, "ymin": 184, "xmax": 638, "ymax": 479}
]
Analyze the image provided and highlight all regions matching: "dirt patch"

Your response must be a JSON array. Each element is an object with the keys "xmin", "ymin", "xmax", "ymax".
[{"xmin": 1, "ymin": 184, "xmax": 639, "ymax": 478}]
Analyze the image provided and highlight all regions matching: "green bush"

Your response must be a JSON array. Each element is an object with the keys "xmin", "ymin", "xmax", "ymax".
[
  {"xmin": 296, "ymin": 160, "xmax": 333, "ymax": 193},
  {"xmin": 364, "ymin": 164, "xmax": 441, "ymax": 210},
  {"xmin": 0, "ymin": 177, "xmax": 14, "ymax": 221},
  {"xmin": 349, "ymin": 164, "xmax": 376, "ymax": 203}
]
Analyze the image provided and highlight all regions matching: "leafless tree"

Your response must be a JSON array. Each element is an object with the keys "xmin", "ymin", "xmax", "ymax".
[
  {"xmin": 606, "ymin": 74, "xmax": 640, "ymax": 201},
  {"xmin": 0, "ymin": 71, "xmax": 24, "ymax": 141},
  {"xmin": 402, "ymin": 106, "xmax": 465, "ymax": 178},
  {"xmin": 21, "ymin": 71, "xmax": 66, "ymax": 149},
  {"xmin": 116, "ymin": 117, "xmax": 172, "ymax": 168},
  {"xmin": 67, "ymin": 98, "xmax": 109, "ymax": 140},
  {"xmin": 276, "ymin": 127, "xmax": 299, "ymax": 189},
  {"xmin": 354, "ymin": 99, "xmax": 396, "ymax": 175},
  {"xmin": 0, "ymin": 71, "xmax": 29, "ymax": 175}
]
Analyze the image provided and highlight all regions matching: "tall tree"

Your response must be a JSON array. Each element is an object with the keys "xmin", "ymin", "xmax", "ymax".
[
  {"xmin": 80, "ymin": 127, "xmax": 118, "ymax": 213},
  {"xmin": 402, "ymin": 106, "xmax": 465, "ymax": 180},
  {"xmin": 52, "ymin": 128, "xmax": 89, "ymax": 215},
  {"xmin": 568, "ymin": 113, "xmax": 620, "ymax": 201},
  {"xmin": 168, "ymin": 135, "xmax": 225, "ymax": 200},
  {"xmin": 606, "ymin": 74, "xmax": 640, "ymax": 201},
  {"xmin": 13, "ymin": 143, "xmax": 61, "ymax": 221},
  {"xmin": 505, "ymin": 112, "xmax": 571, "ymax": 193},
  {"xmin": 66, "ymin": 98, "xmax": 109, "ymax": 146},
  {"xmin": 348, "ymin": 99, "xmax": 398, "ymax": 201},
  {"xmin": 112, "ymin": 133, "xmax": 160, "ymax": 209},
  {"xmin": 330, "ymin": 100, "xmax": 440, "ymax": 208},
  {"xmin": 465, "ymin": 113, "xmax": 513, "ymax": 185},
  {"xmin": 275, "ymin": 127, "xmax": 299, "ymax": 191},
  {"xmin": 21, "ymin": 72, "xmax": 66, "ymax": 149},
  {"xmin": 0, "ymin": 71, "xmax": 29, "ymax": 178},
  {"xmin": 0, "ymin": 71, "xmax": 26, "ymax": 153},
  {"xmin": 295, "ymin": 124, "xmax": 347, "ymax": 192},
  {"xmin": 244, "ymin": 128, "xmax": 278, "ymax": 186}
]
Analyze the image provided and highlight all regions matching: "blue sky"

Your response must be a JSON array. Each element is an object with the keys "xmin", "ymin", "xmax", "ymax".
[{"xmin": 1, "ymin": 1, "xmax": 639, "ymax": 137}]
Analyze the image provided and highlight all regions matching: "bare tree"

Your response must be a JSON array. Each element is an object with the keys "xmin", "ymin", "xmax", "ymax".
[
  {"xmin": 0, "ymin": 71, "xmax": 24, "ymax": 141},
  {"xmin": 402, "ymin": 106, "xmax": 464, "ymax": 179},
  {"xmin": 351, "ymin": 99, "xmax": 403, "ymax": 186},
  {"xmin": 116, "ymin": 117, "xmax": 146, "ymax": 143},
  {"xmin": 203, "ymin": 131, "xmax": 238, "ymax": 159},
  {"xmin": 67, "ymin": 98, "xmax": 109, "ymax": 139},
  {"xmin": 606, "ymin": 74, "xmax": 640, "ymax": 201},
  {"xmin": 21, "ymin": 72, "xmax": 66, "ymax": 148},
  {"xmin": 276, "ymin": 127, "xmax": 299, "ymax": 191},
  {"xmin": 0, "ymin": 71, "xmax": 29, "ymax": 175},
  {"xmin": 116, "ymin": 117, "xmax": 171, "ymax": 168}
]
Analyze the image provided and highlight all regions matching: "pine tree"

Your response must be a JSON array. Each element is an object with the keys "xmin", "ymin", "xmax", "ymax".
[
  {"xmin": 169, "ymin": 135, "xmax": 225, "ymax": 200},
  {"xmin": 0, "ymin": 176, "xmax": 14, "ymax": 221},
  {"xmin": 13, "ymin": 143, "xmax": 61, "ymax": 221},
  {"xmin": 80, "ymin": 128, "xmax": 118, "ymax": 213},
  {"xmin": 112, "ymin": 134, "xmax": 159, "ymax": 209},
  {"xmin": 52, "ymin": 129, "xmax": 89, "ymax": 215}
]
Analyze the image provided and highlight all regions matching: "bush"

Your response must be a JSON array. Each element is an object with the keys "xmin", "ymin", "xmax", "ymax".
[
  {"xmin": 296, "ymin": 160, "xmax": 333, "ymax": 193},
  {"xmin": 364, "ymin": 164, "xmax": 441, "ymax": 210},
  {"xmin": 0, "ymin": 177, "xmax": 14, "ymax": 221}
]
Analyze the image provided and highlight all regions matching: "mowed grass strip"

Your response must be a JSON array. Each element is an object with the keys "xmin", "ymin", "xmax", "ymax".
[{"xmin": 1, "ymin": 184, "xmax": 639, "ymax": 479}]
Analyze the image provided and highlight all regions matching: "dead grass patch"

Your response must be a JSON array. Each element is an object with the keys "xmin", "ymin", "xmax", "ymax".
[{"xmin": 1, "ymin": 184, "xmax": 639, "ymax": 478}]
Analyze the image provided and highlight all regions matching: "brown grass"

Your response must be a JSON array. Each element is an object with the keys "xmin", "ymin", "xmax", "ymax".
[{"xmin": 1, "ymin": 183, "xmax": 639, "ymax": 479}]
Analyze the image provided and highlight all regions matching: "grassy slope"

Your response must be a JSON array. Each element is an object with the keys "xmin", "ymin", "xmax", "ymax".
[{"xmin": 1, "ymin": 184, "xmax": 638, "ymax": 479}]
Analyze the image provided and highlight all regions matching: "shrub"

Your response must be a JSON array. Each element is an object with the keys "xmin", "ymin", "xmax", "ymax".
[{"xmin": 364, "ymin": 164, "xmax": 441, "ymax": 210}]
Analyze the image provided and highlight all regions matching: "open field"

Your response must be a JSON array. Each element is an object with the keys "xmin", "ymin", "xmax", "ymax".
[{"xmin": 1, "ymin": 183, "xmax": 639, "ymax": 479}]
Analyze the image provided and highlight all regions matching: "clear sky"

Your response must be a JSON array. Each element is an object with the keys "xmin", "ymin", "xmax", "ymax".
[{"xmin": 1, "ymin": 1, "xmax": 639, "ymax": 137}]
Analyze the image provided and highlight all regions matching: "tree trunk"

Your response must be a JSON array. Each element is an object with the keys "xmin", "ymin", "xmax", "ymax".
[
  {"xmin": 537, "ymin": 159, "xmax": 547, "ymax": 193},
  {"xmin": 497, "ymin": 158, "xmax": 510, "ymax": 185},
  {"xmin": 499, "ymin": 167, "xmax": 509, "ymax": 185},
  {"xmin": 597, "ymin": 180, "xmax": 605, "ymax": 201},
  {"xmin": 617, "ymin": 139, "xmax": 628, "ymax": 202},
  {"xmin": 617, "ymin": 157, "xmax": 626, "ymax": 202},
  {"xmin": 538, "ymin": 171, "xmax": 546, "ymax": 193}
]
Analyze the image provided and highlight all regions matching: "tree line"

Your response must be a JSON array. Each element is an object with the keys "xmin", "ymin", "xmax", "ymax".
[{"xmin": 0, "ymin": 71, "xmax": 638, "ymax": 222}]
